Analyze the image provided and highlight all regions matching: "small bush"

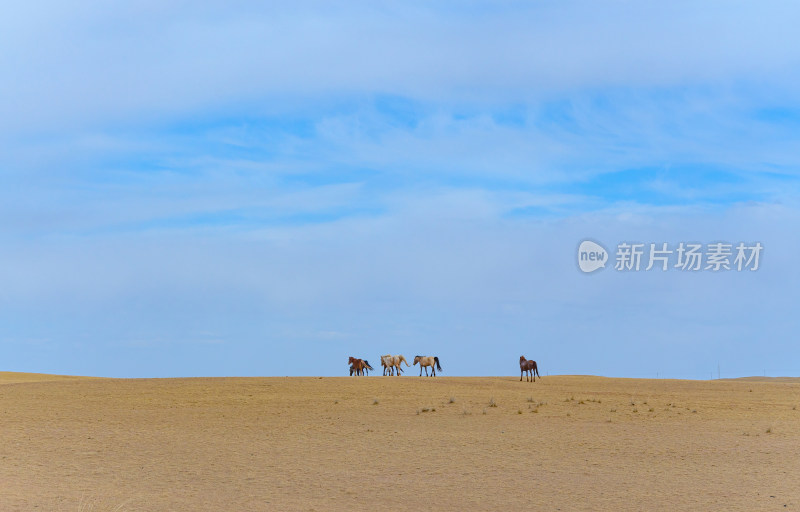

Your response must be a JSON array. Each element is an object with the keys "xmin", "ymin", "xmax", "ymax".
[
  {"xmin": 449, "ymin": 397, "xmax": 456, "ymax": 404},
  {"xmin": 489, "ymin": 398, "xmax": 497, "ymax": 408}
]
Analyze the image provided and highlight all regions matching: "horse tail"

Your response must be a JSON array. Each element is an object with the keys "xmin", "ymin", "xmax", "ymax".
[
  {"xmin": 401, "ymin": 355, "xmax": 410, "ymax": 366},
  {"xmin": 534, "ymin": 362, "xmax": 541, "ymax": 378},
  {"xmin": 364, "ymin": 360, "xmax": 374, "ymax": 371},
  {"xmin": 434, "ymin": 356, "xmax": 442, "ymax": 372}
]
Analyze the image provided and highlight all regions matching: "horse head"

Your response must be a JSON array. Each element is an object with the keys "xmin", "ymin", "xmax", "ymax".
[{"xmin": 413, "ymin": 355, "xmax": 422, "ymax": 365}]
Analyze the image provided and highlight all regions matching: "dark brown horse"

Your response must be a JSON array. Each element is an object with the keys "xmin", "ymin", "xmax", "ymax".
[
  {"xmin": 519, "ymin": 356, "xmax": 540, "ymax": 382},
  {"xmin": 348, "ymin": 356, "xmax": 373, "ymax": 376}
]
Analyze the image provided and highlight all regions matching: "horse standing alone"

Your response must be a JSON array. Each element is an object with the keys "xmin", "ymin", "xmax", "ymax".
[{"xmin": 519, "ymin": 356, "xmax": 540, "ymax": 382}]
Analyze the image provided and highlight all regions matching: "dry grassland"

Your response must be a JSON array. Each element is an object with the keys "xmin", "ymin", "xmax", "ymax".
[{"xmin": 1, "ymin": 373, "xmax": 798, "ymax": 511}]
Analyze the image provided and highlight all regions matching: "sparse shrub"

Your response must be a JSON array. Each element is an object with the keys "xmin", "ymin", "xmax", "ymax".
[
  {"xmin": 482, "ymin": 408, "xmax": 487, "ymax": 415},
  {"xmin": 532, "ymin": 408, "xmax": 539, "ymax": 413},
  {"xmin": 421, "ymin": 408, "xmax": 430, "ymax": 413},
  {"xmin": 489, "ymin": 398, "xmax": 497, "ymax": 408},
  {"xmin": 610, "ymin": 408, "xmax": 617, "ymax": 413},
  {"xmin": 517, "ymin": 409, "xmax": 523, "ymax": 414},
  {"xmin": 578, "ymin": 400, "xmax": 585, "ymax": 405},
  {"xmin": 373, "ymin": 399, "xmax": 379, "ymax": 405},
  {"xmin": 462, "ymin": 408, "xmax": 471, "ymax": 415},
  {"xmin": 766, "ymin": 427, "xmax": 772, "ymax": 433},
  {"xmin": 691, "ymin": 409, "xmax": 697, "ymax": 413},
  {"xmin": 632, "ymin": 408, "xmax": 638, "ymax": 413},
  {"xmin": 649, "ymin": 407, "xmax": 654, "ymax": 412},
  {"xmin": 449, "ymin": 396, "xmax": 456, "ymax": 404},
  {"xmin": 527, "ymin": 397, "xmax": 534, "ymax": 403}
]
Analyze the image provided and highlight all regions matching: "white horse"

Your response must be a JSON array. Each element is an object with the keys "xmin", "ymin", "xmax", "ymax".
[{"xmin": 381, "ymin": 355, "xmax": 410, "ymax": 376}]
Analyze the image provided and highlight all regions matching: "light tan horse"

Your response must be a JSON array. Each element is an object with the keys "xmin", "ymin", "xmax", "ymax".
[
  {"xmin": 381, "ymin": 355, "xmax": 410, "ymax": 376},
  {"xmin": 413, "ymin": 355, "xmax": 442, "ymax": 377}
]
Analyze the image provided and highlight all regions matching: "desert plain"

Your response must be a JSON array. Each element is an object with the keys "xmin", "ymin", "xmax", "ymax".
[{"xmin": 1, "ymin": 372, "xmax": 798, "ymax": 511}]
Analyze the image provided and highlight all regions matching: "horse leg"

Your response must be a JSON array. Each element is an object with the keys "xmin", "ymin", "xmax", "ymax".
[{"xmin": 520, "ymin": 369, "xmax": 523, "ymax": 381}]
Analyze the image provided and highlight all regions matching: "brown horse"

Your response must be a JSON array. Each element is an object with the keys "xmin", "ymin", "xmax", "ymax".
[
  {"xmin": 413, "ymin": 355, "xmax": 442, "ymax": 377},
  {"xmin": 348, "ymin": 356, "xmax": 373, "ymax": 376},
  {"xmin": 519, "ymin": 356, "xmax": 540, "ymax": 382},
  {"xmin": 347, "ymin": 356, "xmax": 373, "ymax": 376}
]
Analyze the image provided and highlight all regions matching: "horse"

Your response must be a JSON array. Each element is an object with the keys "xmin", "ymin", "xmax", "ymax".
[
  {"xmin": 382, "ymin": 354, "xmax": 410, "ymax": 376},
  {"xmin": 519, "ymin": 356, "xmax": 541, "ymax": 382},
  {"xmin": 348, "ymin": 356, "xmax": 373, "ymax": 376},
  {"xmin": 350, "ymin": 364, "xmax": 372, "ymax": 376},
  {"xmin": 413, "ymin": 355, "xmax": 442, "ymax": 377},
  {"xmin": 381, "ymin": 355, "xmax": 394, "ymax": 376}
]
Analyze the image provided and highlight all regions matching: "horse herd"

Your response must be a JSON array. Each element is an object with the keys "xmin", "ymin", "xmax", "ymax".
[{"xmin": 348, "ymin": 355, "xmax": 541, "ymax": 382}]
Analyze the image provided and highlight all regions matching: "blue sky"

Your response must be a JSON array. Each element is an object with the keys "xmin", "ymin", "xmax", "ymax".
[{"xmin": 1, "ymin": 1, "xmax": 799, "ymax": 378}]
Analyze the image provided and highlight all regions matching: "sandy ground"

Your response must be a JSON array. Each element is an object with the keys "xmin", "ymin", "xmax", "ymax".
[{"xmin": 1, "ymin": 373, "xmax": 798, "ymax": 511}]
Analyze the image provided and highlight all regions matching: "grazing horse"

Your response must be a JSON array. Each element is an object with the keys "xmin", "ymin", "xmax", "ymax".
[
  {"xmin": 382, "ymin": 354, "xmax": 410, "ymax": 376},
  {"xmin": 348, "ymin": 356, "xmax": 373, "ymax": 376},
  {"xmin": 413, "ymin": 355, "xmax": 442, "ymax": 377},
  {"xmin": 519, "ymin": 356, "xmax": 541, "ymax": 382}
]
